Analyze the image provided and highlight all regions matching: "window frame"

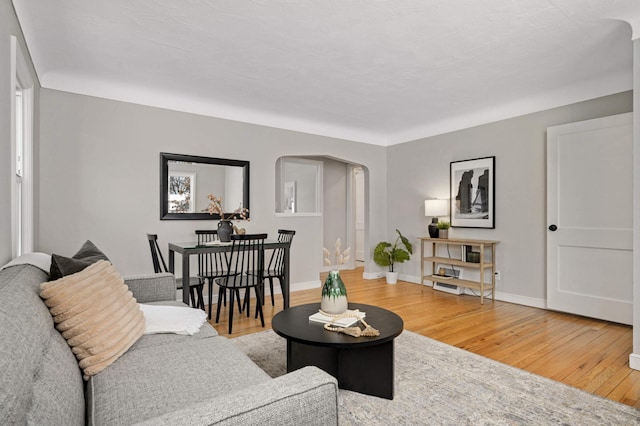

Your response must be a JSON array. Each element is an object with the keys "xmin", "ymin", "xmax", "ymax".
[{"xmin": 10, "ymin": 36, "xmax": 34, "ymax": 257}]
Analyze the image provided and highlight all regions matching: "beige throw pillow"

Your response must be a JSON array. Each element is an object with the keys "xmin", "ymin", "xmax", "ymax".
[{"xmin": 40, "ymin": 260, "xmax": 145, "ymax": 380}]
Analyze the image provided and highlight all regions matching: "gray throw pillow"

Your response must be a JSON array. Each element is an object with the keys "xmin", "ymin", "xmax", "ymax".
[{"xmin": 49, "ymin": 240, "xmax": 110, "ymax": 281}]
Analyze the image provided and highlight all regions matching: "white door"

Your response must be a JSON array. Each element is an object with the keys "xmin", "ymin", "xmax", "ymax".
[
  {"xmin": 354, "ymin": 168, "xmax": 365, "ymax": 262},
  {"xmin": 547, "ymin": 113, "xmax": 633, "ymax": 325}
]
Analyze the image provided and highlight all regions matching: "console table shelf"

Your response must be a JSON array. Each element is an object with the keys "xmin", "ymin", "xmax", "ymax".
[{"xmin": 419, "ymin": 237, "xmax": 499, "ymax": 304}]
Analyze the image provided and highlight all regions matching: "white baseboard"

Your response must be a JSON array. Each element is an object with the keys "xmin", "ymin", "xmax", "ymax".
[
  {"xmin": 363, "ymin": 271, "xmax": 384, "ymax": 279},
  {"xmin": 629, "ymin": 353, "xmax": 640, "ymax": 371},
  {"xmin": 398, "ymin": 273, "xmax": 421, "ymax": 284},
  {"xmin": 401, "ymin": 277, "xmax": 546, "ymax": 310},
  {"xmin": 291, "ymin": 280, "xmax": 321, "ymax": 292},
  {"xmin": 194, "ymin": 279, "xmax": 321, "ymax": 301},
  {"xmin": 187, "ymin": 275, "xmax": 546, "ymax": 312},
  {"xmin": 493, "ymin": 291, "xmax": 546, "ymax": 309}
]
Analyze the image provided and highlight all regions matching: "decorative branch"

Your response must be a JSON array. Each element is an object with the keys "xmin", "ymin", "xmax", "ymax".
[
  {"xmin": 323, "ymin": 238, "xmax": 351, "ymax": 270},
  {"xmin": 203, "ymin": 194, "xmax": 249, "ymax": 222}
]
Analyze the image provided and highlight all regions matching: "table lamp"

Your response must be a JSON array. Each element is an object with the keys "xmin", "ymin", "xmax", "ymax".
[{"xmin": 425, "ymin": 199, "xmax": 448, "ymax": 238}]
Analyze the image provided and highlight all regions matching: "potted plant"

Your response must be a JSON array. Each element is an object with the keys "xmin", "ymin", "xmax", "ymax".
[
  {"xmin": 437, "ymin": 221, "xmax": 451, "ymax": 239},
  {"xmin": 373, "ymin": 229, "xmax": 413, "ymax": 284}
]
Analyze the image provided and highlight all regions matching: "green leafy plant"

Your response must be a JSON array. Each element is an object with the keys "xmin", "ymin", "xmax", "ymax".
[
  {"xmin": 373, "ymin": 229, "xmax": 414, "ymax": 272},
  {"xmin": 437, "ymin": 221, "xmax": 450, "ymax": 230}
]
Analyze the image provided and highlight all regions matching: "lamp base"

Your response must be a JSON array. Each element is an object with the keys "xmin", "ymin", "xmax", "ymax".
[{"xmin": 428, "ymin": 218, "xmax": 439, "ymax": 238}]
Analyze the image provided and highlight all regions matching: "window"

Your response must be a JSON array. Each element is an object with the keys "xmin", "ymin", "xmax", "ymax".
[{"xmin": 11, "ymin": 36, "xmax": 34, "ymax": 257}]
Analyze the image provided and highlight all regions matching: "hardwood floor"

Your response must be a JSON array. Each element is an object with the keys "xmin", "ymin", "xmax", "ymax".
[{"xmin": 206, "ymin": 267, "xmax": 640, "ymax": 408}]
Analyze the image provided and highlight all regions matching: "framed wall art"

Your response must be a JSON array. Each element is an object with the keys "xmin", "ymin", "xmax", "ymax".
[
  {"xmin": 450, "ymin": 156, "xmax": 495, "ymax": 228},
  {"xmin": 168, "ymin": 172, "xmax": 196, "ymax": 213}
]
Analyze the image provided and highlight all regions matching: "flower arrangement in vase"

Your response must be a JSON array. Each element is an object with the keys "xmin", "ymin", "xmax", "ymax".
[
  {"xmin": 204, "ymin": 194, "xmax": 249, "ymax": 242},
  {"xmin": 320, "ymin": 238, "xmax": 351, "ymax": 314}
]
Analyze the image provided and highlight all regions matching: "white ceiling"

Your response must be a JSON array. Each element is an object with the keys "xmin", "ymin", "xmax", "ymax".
[{"xmin": 11, "ymin": 0, "xmax": 640, "ymax": 146}]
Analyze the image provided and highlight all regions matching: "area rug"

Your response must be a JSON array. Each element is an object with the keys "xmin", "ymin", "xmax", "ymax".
[{"xmin": 231, "ymin": 330, "xmax": 640, "ymax": 425}]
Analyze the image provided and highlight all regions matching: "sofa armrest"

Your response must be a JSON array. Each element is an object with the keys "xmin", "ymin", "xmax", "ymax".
[
  {"xmin": 134, "ymin": 366, "xmax": 339, "ymax": 426},
  {"xmin": 124, "ymin": 273, "xmax": 176, "ymax": 303}
]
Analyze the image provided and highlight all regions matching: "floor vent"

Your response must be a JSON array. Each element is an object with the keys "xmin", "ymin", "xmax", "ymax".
[
  {"xmin": 433, "ymin": 282, "xmax": 464, "ymax": 295},
  {"xmin": 433, "ymin": 266, "xmax": 464, "ymax": 295}
]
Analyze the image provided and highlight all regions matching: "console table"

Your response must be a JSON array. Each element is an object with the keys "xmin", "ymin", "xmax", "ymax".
[{"xmin": 419, "ymin": 237, "xmax": 499, "ymax": 304}]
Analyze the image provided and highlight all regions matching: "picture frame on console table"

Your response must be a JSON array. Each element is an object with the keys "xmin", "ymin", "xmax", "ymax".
[{"xmin": 450, "ymin": 156, "xmax": 495, "ymax": 228}]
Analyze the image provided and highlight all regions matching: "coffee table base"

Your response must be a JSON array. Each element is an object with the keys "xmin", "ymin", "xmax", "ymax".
[{"xmin": 287, "ymin": 339, "xmax": 394, "ymax": 399}]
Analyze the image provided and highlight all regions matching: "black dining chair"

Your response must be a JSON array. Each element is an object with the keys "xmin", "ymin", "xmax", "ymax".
[
  {"xmin": 214, "ymin": 234, "xmax": 267, "ymax": 334},
  {"xmin": 146, "ymin": 233, "xmax": 205, "ymax": 310},
  {"xmin": 262, "ymin": 229, "xmax": 296, "ymax": 306},
  {"xmin": 195, "ymin": 229, "xmax": 239, "ymax": 320}
]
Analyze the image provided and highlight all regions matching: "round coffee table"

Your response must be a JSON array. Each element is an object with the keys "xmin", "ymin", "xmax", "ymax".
[{"xmin": 272, "ymin": 302, "xmax": 403, "ymax": 399}]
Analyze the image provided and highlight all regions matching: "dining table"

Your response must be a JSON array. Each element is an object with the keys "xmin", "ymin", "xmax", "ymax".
[{"xmin": 168, "ymin": 239, "xmax": 292, "ymax": 309}]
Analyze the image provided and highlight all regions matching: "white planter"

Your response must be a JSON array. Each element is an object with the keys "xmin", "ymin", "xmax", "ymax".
[{"xmin": 386, "ymin": 271, "xmax": 398, "ymax": 284}]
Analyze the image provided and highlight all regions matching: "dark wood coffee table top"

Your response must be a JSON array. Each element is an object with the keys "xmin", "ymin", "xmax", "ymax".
[{"xmin": 272, "ymin": 302, "xmax": 403, "ymax": 349}]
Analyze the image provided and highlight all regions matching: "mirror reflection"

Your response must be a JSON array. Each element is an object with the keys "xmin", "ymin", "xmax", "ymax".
[{"xmin": 160, "ymin": 153, "xmax": 250, "ymax": 220}]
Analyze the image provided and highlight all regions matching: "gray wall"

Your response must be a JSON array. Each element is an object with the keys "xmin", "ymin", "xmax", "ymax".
[
  {"xmin": 633, "ymin": 38, "xmax": 640, "ymax": 365},
  {"xmin": 323, "ymin": 158, "xmax": 349, "ymax": 268},
  {"xmin": 387, "ymin": 91, "xmax": 633, "ymax": 306},
  {"xmin": 38, "ymin": 89, "xmax": 388, "ymax": 287},
  {"xmin": 0, "ymin": 0, "xmax": 39, "ymax": 265}
]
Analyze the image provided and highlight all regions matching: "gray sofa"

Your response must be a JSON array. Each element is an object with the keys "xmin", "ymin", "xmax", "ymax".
[{"xmin": 0, "ymin": 263, "xmax": 339, "ymax": 425}]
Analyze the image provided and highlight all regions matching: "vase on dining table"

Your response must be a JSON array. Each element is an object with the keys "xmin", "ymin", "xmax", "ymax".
[
  {"xmin": 320, "ymin": 270, "xmax": 348, "ymax": 315},
  {"xmin": 217, "ymin": 220, "xmax": 233, "ymax": 242}
]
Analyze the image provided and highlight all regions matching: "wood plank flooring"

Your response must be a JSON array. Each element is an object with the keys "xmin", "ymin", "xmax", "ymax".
[{"xmin": 206, "ymin": 268, "xmax": 640, "ymax": 408}]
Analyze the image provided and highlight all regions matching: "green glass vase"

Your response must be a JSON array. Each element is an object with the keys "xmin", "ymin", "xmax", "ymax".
[{"xmin": 320, "ymin": 270, "xmax": 348, "ymax": 314}]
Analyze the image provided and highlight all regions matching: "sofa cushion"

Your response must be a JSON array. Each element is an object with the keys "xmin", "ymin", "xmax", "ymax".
[
  {"xmin": 40, "ymin": 260, "xmax": 144, "ymax": 380},
  {"xmin": 87, "ymin": 335, "xmax": 271, "ymax": 425},
  {"xmin": 49, "ymin": 240, "xmax": 110, "ymax": 281},
  {"xmin": 0, "ymin": 264, "xmax": 84, "ymax": 425}
]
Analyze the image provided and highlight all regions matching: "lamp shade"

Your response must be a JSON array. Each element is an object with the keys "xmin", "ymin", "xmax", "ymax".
[{"xmin": 425, "ymin": 199, "xmax": 448, "ymax": 217}]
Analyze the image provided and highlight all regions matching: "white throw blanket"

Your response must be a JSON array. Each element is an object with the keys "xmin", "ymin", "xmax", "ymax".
[
  {"xmin": 138, "ymin": 303, "xmax": 207, "ymax": 335},
  {"xmin": 0, "ymin": 252, "xmax": 51, "ymax": 274}
]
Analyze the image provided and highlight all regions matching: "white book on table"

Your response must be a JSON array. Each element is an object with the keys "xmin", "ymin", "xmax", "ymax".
[
  {"xmin": 202, "ymin": 241, "xmax": 231, "ymax": 246},
  {"xmin": 308, "ymin": 309, "xmax": 366, "ymax": 328}
]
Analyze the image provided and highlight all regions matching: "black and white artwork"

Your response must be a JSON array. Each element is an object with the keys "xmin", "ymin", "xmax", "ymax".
[
  {"xmin": 168, "ymin": 172, "xmax": 196, "ymax": 213},
  {"xmin": 450, "ymin": 156, "xmax": 495, "ymax": 228}
]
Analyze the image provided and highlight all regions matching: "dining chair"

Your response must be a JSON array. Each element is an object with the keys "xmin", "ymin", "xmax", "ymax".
[
  {"xmin": 195, "ymin": 229, "xmax": 239, "ymax": 320},
  {"xmin": 146, "ymin": 233, "xmax": 205, "ymax": 310},
  {"xmin": 214, "ymin": 234, "xmax": 267, "ymax": 334},
  {"xmin": 263, "ymin": 229, "xmax": 296, "ymax": 306}
]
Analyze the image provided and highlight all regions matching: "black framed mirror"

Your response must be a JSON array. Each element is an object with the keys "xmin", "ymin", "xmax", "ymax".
[{"xmin": 160, "ymin": 152, "xmax": 250, "ymax": 220}]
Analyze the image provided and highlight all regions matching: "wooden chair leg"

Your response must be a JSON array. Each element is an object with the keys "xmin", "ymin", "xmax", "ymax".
[
  {"xmin": 236, "ymin": 289, "xmax": 243, "ymax": 312},
  {"xmin": 207, "ymin": 280, "xmax": 214, "ymax": 320},
  {"xmin": 190, "ymin": 287, "xmax": 197, "ymax": 307},
  {"xmin": 197, "ymin": 285, "xmax": 205, "ymax": 310},
  {"xmin": 255, "ymin": 283, "xmax": 266, "ymax": 318},
  {"xmin": 228, "ymin": 287, "xmax": 235, "ymax": 334},
  {"xmin": 277, "ymin": 276, "xmax": 285, "ymax": 303},
  {"xmin": 215, "ymin": 287, "xmax": 224, "ymax": 323},
  {"xmin": 269, "ymin": 277, "xmax": 275, "ymax": 306},
  {"xmin": 244, "ymin": 290, "xmax": 251, "ymax": 318},
  {"xmin": 254, "ymin": 286, "xmax": 265, "ymax": 327}
]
